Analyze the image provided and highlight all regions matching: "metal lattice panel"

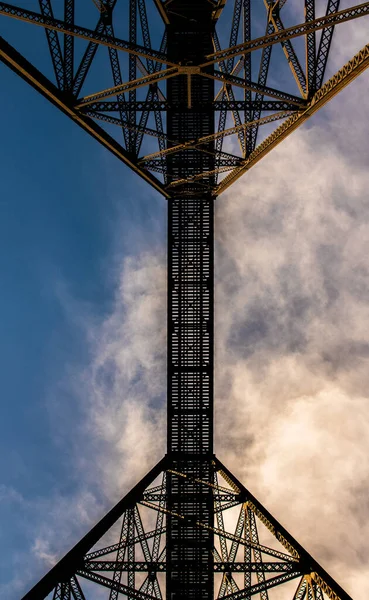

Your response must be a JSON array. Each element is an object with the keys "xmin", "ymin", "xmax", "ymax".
[
  {"xmin": 1, "ymin": 0, "xmax": 368, "ymax": 197},
  {"xmin": 168, "ymin": 198, "xmax": 213, "ymax": 457},
  {"xmin": 167, "ymin": 196, "xmax": 214, "ymax": 599},
  {"xmin": 18, "ymin": 457, "xmax": 352, "ymax": 600}
]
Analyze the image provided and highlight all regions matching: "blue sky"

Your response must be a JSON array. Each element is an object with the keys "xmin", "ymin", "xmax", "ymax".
[
  {"xmin": 0, "ymin": 32, "xmax": 166, "ymax": 596},
  {"xmin": 1, "ymin": 3, "xmax": 369, "ymax": 599}
]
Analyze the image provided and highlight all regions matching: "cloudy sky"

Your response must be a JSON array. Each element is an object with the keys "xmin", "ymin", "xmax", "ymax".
[{"xmin": 0, "ymin": 2, "xmax": 368, "ymax": 599}]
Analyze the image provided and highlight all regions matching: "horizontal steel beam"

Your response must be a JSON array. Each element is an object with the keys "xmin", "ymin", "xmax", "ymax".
[
  {"xmin": 81, "ymin": 560, "xmax": 300, "ymax": 572},
  {"xmin": 82, "ymin": 100, "xmax": 301, "ymax": 111},
  {"xmin": 143, "ymin": 492, "xmax": 238, "ymax": 501},
  {"xmin": 76, "ymin": 68, "xmax": 303, "ymax": 110}
]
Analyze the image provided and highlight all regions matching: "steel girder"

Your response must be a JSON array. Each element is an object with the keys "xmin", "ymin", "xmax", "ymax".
[
  {"xmin": 1, "ymin": 0, "xmax": 369, "ymax": 193},
  {"xmin": 20, "ymin": 456, "xmax": 353, "ymax": 600},
  {"xmin": 0, "ymin": 2, "xmax": 367, "ymax": 600},
  {"xmin": 81, "ymin": 100, "xmax": 301, "ymax": 111},
  {"xmin": 165, "ymin": 4, "xmax": 215, "ymax": 595},
  {"xmin": 217, "ymin": 42, "xmax": 369, "ymax": 194}
]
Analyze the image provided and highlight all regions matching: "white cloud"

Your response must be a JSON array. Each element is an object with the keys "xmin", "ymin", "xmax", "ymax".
[
  {"xmin": 32, "ymin": 538, "xmax": 57, "ymax": 568},
  {"xmin": 214, "ymin": 70, "xmax": 369, "ymax": 597},
  {"xmin": 81, "ymin": 251, "xmax": 167, "ymax": 499}
]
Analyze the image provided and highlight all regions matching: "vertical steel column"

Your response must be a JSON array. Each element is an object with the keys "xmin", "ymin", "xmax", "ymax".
[
  {"xmin": 167, "ymin": 197, "xmax": 214, "ymax": 599},
  {"xmin": 166, "ymin": 2, "xmax": 215, "ymax": 598},
  {"xmin": 167, "ymin": 197, "xmax": 214, "ymax": 458}
]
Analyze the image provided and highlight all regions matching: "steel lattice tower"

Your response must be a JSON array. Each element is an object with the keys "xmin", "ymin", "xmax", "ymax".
[{"xmin": 1, "ymin": 1, "xmax": 368, "ymax": 599}]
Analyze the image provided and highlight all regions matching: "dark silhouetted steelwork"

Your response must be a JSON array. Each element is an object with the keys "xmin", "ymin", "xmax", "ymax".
[{"xmin": 1, "ymin": 1, "xmax": 367, "ymax": 598}]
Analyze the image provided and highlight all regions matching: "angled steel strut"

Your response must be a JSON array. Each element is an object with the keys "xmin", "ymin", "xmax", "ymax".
[{"xmin": 0, "ymin": 0, "xmax": 367, "ymax": 598}]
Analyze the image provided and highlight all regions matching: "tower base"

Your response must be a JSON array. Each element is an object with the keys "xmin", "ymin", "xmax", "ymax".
[{"xmin": 22, "ymin": 455, "xmax": 351, "ymax": 600}]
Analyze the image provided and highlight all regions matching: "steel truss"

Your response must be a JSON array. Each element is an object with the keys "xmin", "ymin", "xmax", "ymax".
[
  {"xmin": 21, "ymin": 456, "xmax": 352, "ymax": 600},
  {"xmin": 0, "ymin": 1, "xmax": 366, "ymax": 599},
  {"xmin": 0, "ymin": 0, "xmax": 368, "ymax": 196}
]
